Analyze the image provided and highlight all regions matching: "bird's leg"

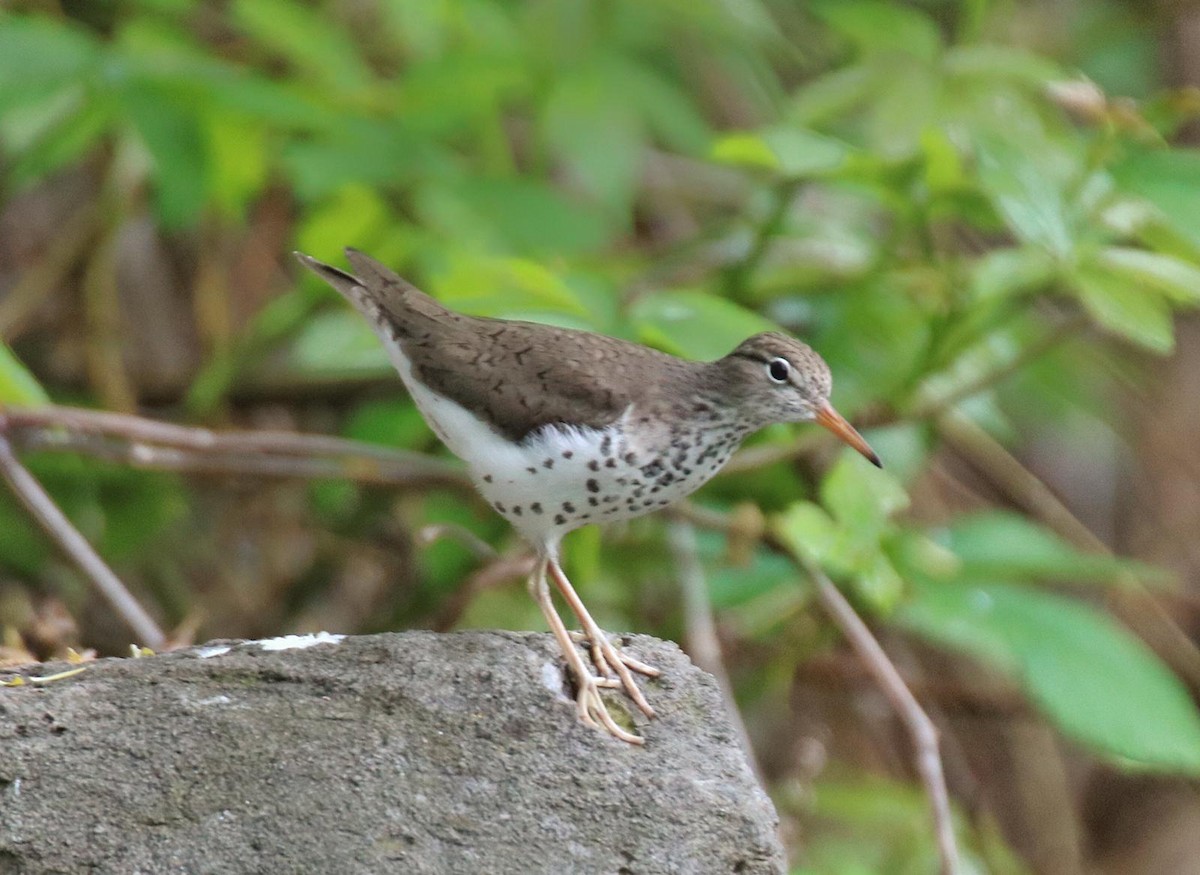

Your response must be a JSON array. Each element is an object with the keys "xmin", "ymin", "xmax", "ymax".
[
  {"xmin": 527, "ymin": 556, "xmax": 642, "ymax": 745},
  {"xmin": 546, "ymin": 559, "xmax": 659, "ymax": 720}
]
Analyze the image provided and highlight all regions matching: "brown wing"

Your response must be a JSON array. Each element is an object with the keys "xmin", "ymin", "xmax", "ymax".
[
  {"xmin": 299, "ymin": 249, "xmax": 690, "ymax": 443},
  {"xmin": 405, "ymin": 315, "xmax": 698, "ymax": 442}
]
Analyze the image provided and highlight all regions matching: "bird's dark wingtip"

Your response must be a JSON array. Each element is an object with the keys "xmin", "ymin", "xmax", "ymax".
[{"xmin": 294, "ymin": 251, "xmax": 361, "ymax": 291}]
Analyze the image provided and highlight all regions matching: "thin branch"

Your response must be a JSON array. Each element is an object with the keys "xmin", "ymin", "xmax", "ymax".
[
  {"xmin": 770, "ymin": 538, "xmax": 961, "ymax": 875},
  {"xmin": 416, "ymin": 524, "xmax": 499, "ymax": 562},
  {"xmin": 13, "ymin": 430, "xmax": 468, "ymax": 489},
  {"xmin": 430, "ymin": 554, "xmax": 537, "ymax": 633},
  {"xmin": 0, "ymin": 429, "xmax": 166, "ymax": 649},
  {"xmin": 676, "ymin": 500, "xmax": 961, "ymax": 875},
  {"xmin": 797, "ymin": 651, "xmax": 1031, "ymax": 717},
  {"xmin": 4, "ymin": 405, "xmax": 470, "ymax": 490},
  {"xmin": 902, "ymin": 314, "xmax": 1088, "ymax": 423},
  {"xmin": 6, "ymin": 405, "xmax": 429, "ymax": 459},
  {"xmin": 0, "ymin": 404, "xmax": 478, "ymax": 653},
  {"xmin": 666, "ymin": 518, "xmax": 763, "ymax": 783},
  {"xmin": 938, "ymin": 412, "xmax": 1200, "ymax": 692}
]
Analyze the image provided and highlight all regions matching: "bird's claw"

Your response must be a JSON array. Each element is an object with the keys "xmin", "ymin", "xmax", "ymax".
[
  {"xmin": 571, "ymin": 671, "xmax": 643, "ymax": 745},
  {"xmin": 569, "ymin": 630, "xmax": 659, "ymax": 719}
]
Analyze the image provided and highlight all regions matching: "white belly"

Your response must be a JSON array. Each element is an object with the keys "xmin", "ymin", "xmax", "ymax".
[{"xmin": 382, "ymin": 338, "xmax": 742, "ymax": 550}]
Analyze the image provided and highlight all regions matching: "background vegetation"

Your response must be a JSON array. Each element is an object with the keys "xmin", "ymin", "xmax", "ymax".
[{"xmin": 4, "ymin": 0, "xmax": 1200, "ymax": 871}]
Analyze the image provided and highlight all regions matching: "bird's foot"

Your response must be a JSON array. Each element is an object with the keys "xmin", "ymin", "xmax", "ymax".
[
  {"xmin": 569, "ymin": 630, "xmax": 660, "ymax": 719},
  {"xmin": 568, "ymin": 663, "xmax": 644, "ymax": 745},
  {"xmin": 537, "ymin": 559, "xmax": 657, "ymax": 742}
]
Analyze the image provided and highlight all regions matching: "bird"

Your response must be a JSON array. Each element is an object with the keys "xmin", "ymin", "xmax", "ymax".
[{"xmin": 296, "ymin": 248, "xmax": 880, "ymax": 744}]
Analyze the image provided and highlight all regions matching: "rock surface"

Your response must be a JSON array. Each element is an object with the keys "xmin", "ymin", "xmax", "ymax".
[{"xmin": 0, "ymin": 631, "xmax": 783, "ymax": 874}]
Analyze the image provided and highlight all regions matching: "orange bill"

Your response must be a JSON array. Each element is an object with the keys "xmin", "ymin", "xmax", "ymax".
[{"xmin": 815, "ymin": 402, "xmax": 882, "ymax": 468}]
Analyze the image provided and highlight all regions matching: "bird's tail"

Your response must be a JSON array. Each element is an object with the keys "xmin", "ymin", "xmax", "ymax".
[{"xmin": 293, "ymin": 249, "xmax": 449, "ymax": 335}]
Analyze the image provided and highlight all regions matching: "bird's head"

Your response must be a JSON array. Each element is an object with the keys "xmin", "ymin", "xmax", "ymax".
[{"xmin": 719, "ymin": 332, "xmax": 880, "ymax": 467}]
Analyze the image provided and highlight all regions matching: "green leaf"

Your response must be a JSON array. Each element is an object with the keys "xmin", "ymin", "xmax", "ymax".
[
  {"xmin": 768, "ymin": 127, "xmax": 851, "ymax": 178},
  {"xmin": 1110, "ymin": 148, "xmax": 1200, "ymax": 249},
  {"xmin": 620, "ymin": 61, "xmax": 711, "ymax": 155},
  {"xmin": 419, "ymin": 177, "xmax": 611, "ymax": 257},
  {"xmin": 344, "ymin": 398, "xmax": 432, "ymax": 451},
  {"xmin": 1094, "ymin": 247, "xmax": 1200, "ymax": 305},
  {"xmin": 939, "ymin": 511, "xmax": 1163, "ymax": 585},
  {"xmin": 230, "ymin": 0, "xmax": 371, "ymax": 93},
  {"xmin": 710, "ymin": 133, "xmax": 780, "ymax": 172},
  {"xmin": 285, "ymin": 119, "xmax": 433, "ymax": 201},
  {"xmin": 295, "ymin": 185, "xmax": 391, "ymax": 257},
  {"xmin": 703, "ymin": 536, "xmax": 799, "ymax": 610},
  {"xmin": 95, "ymin": 469, "xmax": 187, "ymax": 562},
  {"xmin": 974, "ymin": 133, "xmax": 1074, "ymax": 256},
  {"xmin": 857, "ymin": 550, "xmax": 905, "ymax": 611},
  {"xmin": 820, "ymin": 452, "xmax": 909, "ymax": 532},
  {"xmin": 774, "ymin": 501, "xmax": 841, "ymax": 569},
  {"xmin": 121, "ymin": 79, "xmax": 209, "ymax": 227},
  {"xmin": 437, "ymin": 255, "xmax": 589, "ymax": 321},
  {"xmin": 206, "ymin": 113, "xmax": 268, "ymax": 218},
  {"xmin": 774, "ymin": 497, "xmax": 906, "ymax": 612},
  {"xmin": 542, "ymin": 63, "xmax": 643, "ymax": 215},
  {"xmin": 5, "ymin": 94, "xmax": 113, "ymax": 187},
  {"xmin": 285, "ymin": 309, "xmax": 391, "ymax": 377},
  {"xmin": 0, "ymin": 17, "xmax": 99, "ymax": 99},
  {"xmin": 789, "ymin": 65, "xmax": 876, "ymax": 127},
  {"xmin": 944, "ymin": 44, "xmax": 1062, "ymax": 84},
  {"xmin": 0, "ymin": 343, "xmax": 50, "ymax": 406},
  {"xmin": 711, "ymin": 127, "xmax": 850, "ymax": 179},
  {"xmin": 811, "ymin": 0, "xmax": 942, "ymax": 63},
  {"xmin": 0, "ymin": 488, "xmax": 52, "ymax": 575},
  {"xmin": 970, "ymin": 247, "xmax": 1056, "ymax": 302},
  {"xmin": 898, "ymin": 578, "xmax": 1200, "ymax": 774},
  {"xmin": 1072, "ymin": 262, "xmax": 1175, "ymax": 353},
  {"xmin": 630, "ymin": 289, "xmax": 777, "ymax": 360}
]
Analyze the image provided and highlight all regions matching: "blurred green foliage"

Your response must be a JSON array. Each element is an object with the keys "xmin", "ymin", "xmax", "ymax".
[{"xmin": 3, "ymin": 0, "xmax": 1200, "ymax": 870}]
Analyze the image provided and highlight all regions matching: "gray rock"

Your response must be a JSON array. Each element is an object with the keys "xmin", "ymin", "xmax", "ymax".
[{"xmin": 0, "ymin": 631, "xmax": 784, "ymax": 874}]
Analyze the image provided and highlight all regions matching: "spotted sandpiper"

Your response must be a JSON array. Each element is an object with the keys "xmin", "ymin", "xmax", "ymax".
[{"xmin": 297, "ymin": 249, "xmax": 880, "ymax": 744}]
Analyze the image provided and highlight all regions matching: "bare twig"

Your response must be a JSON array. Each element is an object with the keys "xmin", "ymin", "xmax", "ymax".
[
  {"xmin": 902, "ymin": 314, "xmax": 1087, "ymax": 423},
  {"xmin": 796, "ymin": 651, "xmax": 1031, "ymax": 716},
  {"xmin": 416, "ymin": 524, "xmax": 499, "ymax": 562},
  {"xmin": 773, "ymin": 540, "xmax": 961, "ymax": 875},
  {"xmin": 938, "ymin": 412, "xmax": 1200, "ymax": 691},
  {"xmin": 430, "ymin": 554, "xmax": 538, "ymax": 632},
  {"xmin": 0, "ymin": 429, "xmax": 166, "ymax": 649},
  {"xmin": 666, "ymin": 518, "xmax": 762, "ymax": 782},
  {"xmin": 675, "ymin": 500, "xmax": 961, "ymax": 874},
  {"xmin": 0, "ymin": 403, "xmax": 480, "ymax": 653},
  {"xmin": 13, "ymin": 430, "xmax": 467, "ymax": 488},
  {"xmin": 4, "ymin": 405, "xmax": 470, "ymax": 490}
]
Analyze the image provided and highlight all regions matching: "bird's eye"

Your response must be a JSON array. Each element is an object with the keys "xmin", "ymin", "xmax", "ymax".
[{"xmin": 767, "ymin": 358, "xmax": 790, "ymax": 384}]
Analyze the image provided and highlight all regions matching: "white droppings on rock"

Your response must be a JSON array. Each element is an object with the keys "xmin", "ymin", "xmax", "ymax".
[
  {"xmin": 195, "ymin": 645, "xmax": 231, "ymax": 659},
  {"xmin": 258, "ymin": 632, "xmax": 345, "ymax": 652},
  {"xmin": 541, "ymin": 661, "xmax": 566, "ymax": 697}
]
